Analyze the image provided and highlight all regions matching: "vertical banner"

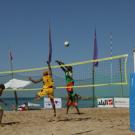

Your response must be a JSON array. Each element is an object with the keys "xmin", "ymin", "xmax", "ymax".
[
  {"xmin": 93, "ymin": 29, "xmax": 98, "ymax": 67},
  {"xmin": 92, "ymin": 29, "xmax": 98, "ymax": 107},
  {"xmin": 130, "ymin": 73, "xmax": 135, "ymax": 131}
]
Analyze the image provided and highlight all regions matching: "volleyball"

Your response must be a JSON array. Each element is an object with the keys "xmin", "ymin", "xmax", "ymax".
[{"xmin": 64, "ymin": 41, "xmax": 70, "ymax": 47}]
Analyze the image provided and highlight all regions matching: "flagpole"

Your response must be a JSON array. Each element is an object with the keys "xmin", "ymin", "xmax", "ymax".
[
  {"xmin": 9, "ymin": 50, "xmax": 18, "ymax": 110},
  {"xmin": 92, "ymin": 65, "xmax": 95, "ymax": 107}
]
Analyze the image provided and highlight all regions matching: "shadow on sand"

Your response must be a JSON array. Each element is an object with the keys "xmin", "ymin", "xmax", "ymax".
[{"xmin": 0, "ymin": 121, "xmax": 20, "ymax": 126}]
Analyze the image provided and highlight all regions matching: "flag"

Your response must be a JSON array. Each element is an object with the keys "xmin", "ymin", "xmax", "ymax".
[
  {"xmin": 9, "ymin": 50, "xmax": 13, "ymax": 61},
  {"xmin": 48, "ymin": 25, "xmax": 52, "ymax": 63},
  {"xmin": 93, "ymin": 29, "xmax": 98, "ymax": 67}
]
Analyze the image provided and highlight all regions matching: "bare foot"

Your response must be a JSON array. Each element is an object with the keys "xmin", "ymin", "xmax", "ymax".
[{"xmin": 54, "ymin": 112, "xmax": 56, "ymax": 117}]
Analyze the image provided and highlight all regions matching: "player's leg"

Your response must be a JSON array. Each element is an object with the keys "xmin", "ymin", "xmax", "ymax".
[
  {"xmin": 35, "ymin": 89, "xmax": 45, "ymax": 101},
  {"xmin": 66, "ymin": 100, "xmax": 71, "ymax": 114},
  {"xmin": 0, "ymin": 109, "xmax": 3, "ymax": 124},
  {"xmin": 48, "ymin": 88, "xmax": 56, "ymax": 116},
  {"xmin": 75, "ymin": 106, "xmax": 80, "ymax": 114},
  {"xmin": 49, "ymin": 96, "xmax": 56, "ymax": 116}
]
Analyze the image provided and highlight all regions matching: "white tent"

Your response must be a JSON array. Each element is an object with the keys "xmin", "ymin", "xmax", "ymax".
[{"xmin": 4, "ymin": 78, "xmax": 32, "ymax": 89}]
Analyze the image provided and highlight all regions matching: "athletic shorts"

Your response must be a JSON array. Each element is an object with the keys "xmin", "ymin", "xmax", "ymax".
[
  {"xmin": 37, "ymin": 85, "xmax": 54, "ymax": 99},
  {"xmin": 67, "ymin": 101, "xmax": 78, "ymax": 107}
]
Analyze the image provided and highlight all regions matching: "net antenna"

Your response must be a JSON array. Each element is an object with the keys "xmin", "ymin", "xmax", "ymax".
[{"xmin": 110, "ymin": 32, "xmax": 113, "ymax": 83}]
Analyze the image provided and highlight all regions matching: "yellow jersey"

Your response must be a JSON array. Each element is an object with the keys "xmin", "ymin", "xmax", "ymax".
[{"xmin": 43, "ymin": 75, "xmax": 54, "ymax": 88}]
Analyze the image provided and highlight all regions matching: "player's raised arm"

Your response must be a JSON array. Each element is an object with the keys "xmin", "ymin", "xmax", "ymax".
[{"xmin": 55, "ymin": 60, "xmax": 67, "ymax": 72}]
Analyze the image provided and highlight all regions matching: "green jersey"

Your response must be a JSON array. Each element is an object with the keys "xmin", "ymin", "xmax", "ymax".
[{"xmin": 65, "ymin": 71, "xmax": 74, "ymax": 84}]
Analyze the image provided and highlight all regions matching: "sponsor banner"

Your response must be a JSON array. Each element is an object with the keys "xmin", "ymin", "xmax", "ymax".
[
  {"xmin": 27, "ymin": 102, "xmax": 41, "ymax": 110},
  {"xmin": 28, "ymin": 102, "xmax": 40, "ymax": 107},
  {"xmin": 97, "ymin": 98, "xmax": 113, "ymax": 108},
  {"xmin": 114, "ymin": 98, "xmax": 129, "ymax": 108},
  {"xmin": 44, "ymin": 98, "xmax": 62, "ymax": 109}
]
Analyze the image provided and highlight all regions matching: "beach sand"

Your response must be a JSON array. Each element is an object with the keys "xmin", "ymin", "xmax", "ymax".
[{"xmin": 0, "ymin": 108, "xmax": 135, "ymax": 135}]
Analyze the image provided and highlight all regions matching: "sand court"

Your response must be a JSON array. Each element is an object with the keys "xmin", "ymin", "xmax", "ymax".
[{"xmin": 0, "ymin": 108, "xmax": 135, "ymax": 135}]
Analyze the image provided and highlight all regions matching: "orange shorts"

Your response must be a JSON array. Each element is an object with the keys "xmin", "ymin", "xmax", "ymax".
[{"xmin": 67, "ymin": 101, "xmax": 78, "ymax": 107}]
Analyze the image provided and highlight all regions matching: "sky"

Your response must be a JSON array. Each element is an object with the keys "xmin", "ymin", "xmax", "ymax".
[{"xmin": 0, "ymin": 0, "xmax": 135, "ymax": 75}]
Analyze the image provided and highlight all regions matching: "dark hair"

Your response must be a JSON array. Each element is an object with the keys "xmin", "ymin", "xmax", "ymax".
[
  {"xmin": 0, "ymin": 84, "xmax": 5, "ymax": 90},
  {"xmin": 68, "ymin": 66, "xmax": 72, "ymax": 71}
]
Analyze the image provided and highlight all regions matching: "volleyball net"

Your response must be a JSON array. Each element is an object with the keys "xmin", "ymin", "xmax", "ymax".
[{"xmin": 0, "ymin": 54, "xmax": 128, "ymax": 91}]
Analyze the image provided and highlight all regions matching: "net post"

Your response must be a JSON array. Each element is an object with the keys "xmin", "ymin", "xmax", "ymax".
[
  {"xmin": 130, "ymin": 73, "xmax": 135, "ymax": 131},
  {"xmin": 129, "ymin": 49, "xmax": 135, "ymax": 131},
  {"xmin": 133, "ymin": 49, "xmax": 135, "ymax": 73}
]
